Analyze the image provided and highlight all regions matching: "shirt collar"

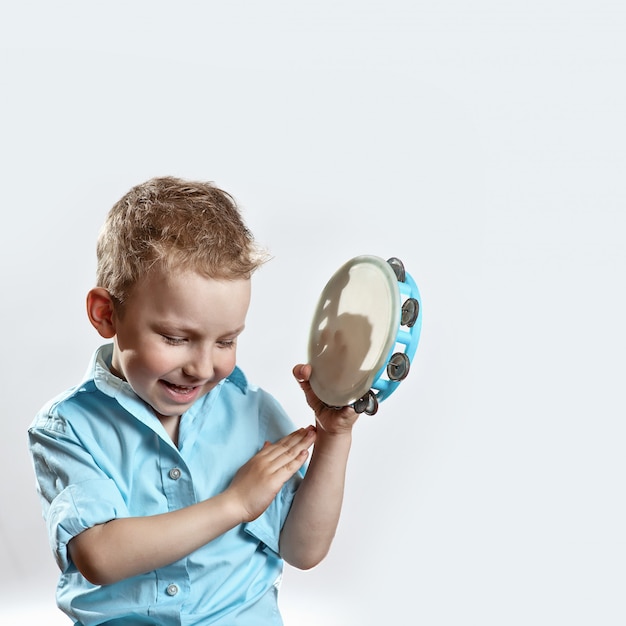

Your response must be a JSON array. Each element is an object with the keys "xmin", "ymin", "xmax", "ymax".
[
  {"xmin": 226, "ymin": 366, "xmax": 248, "ymax": 393},
  {"xmin": 88, "ymin": 343, "xmax": 129, "ymax": 398}
]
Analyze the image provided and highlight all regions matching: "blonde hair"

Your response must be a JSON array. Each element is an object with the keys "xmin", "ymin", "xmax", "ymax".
[{"xmin": 96, "ymin": 176, "xmax": 267, "ymax": 304}]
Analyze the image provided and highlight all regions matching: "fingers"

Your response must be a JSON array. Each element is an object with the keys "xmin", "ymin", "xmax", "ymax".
[
  {"xmin": 260, "ymin": 426, "xmax": 316, "ymax": 468},
  {"xmin": 229, "ymin": 426, "xmax": 316, "ymax": 523},
  {"xmin": 255, "ymin": 427, "xmax": 315, "ymax": 475}
]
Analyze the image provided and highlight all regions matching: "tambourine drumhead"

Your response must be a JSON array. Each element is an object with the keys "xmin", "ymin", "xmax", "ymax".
[{"xmin": 308, "ymin": 255, "xmax": 400, "ymax": 406}]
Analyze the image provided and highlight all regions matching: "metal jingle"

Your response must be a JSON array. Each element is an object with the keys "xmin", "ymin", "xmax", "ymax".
[
  {"xmin": 387, "ymin": 352, "xmax": 411, "ymax": 381},
  {"xmin": 386, "ymin": 257, "xmax": 406, "ymax": 282},
  {"xmin": 401, "ymin": 297, "xmax": 420, "ymax": 327},
  {"xmin": 353, "ymin": 394, "xmax": 370, "ymax": 414},
  {"xmin": 364, "ymin": 391, "xmax": 379, "ymax": 415},
  {"xmin": 353, "ymin": 390, "xmax": 379, "ymax": 415}
]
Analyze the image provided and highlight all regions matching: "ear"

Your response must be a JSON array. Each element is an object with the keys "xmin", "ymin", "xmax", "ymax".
[{"xmin": 86, "ymin": 288, "xmax": 117, "ymax": 339}]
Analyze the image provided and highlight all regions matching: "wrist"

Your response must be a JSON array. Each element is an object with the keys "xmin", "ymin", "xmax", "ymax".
[
  {"xmin": 313, "ymin": 426, "xmax": 352, "ymax": 450},
  {"xmin": 212, "ymin": 489, "xmax": 249, "ymax": 526}
]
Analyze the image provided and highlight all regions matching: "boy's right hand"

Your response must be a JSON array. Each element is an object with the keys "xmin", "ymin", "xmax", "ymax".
[{"xmin": 227, "ymin": 426, "xmax": 316, "ymax": 522}]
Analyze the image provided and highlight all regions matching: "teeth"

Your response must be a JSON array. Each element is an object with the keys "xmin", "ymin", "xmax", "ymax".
[{"xmin": 169, "ymin": 383, "xmax": 193, "ymax": 392}]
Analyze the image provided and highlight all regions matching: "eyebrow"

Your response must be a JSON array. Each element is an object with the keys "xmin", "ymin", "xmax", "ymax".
[
  {"xmin": 219, "ymin": 325, "xmax": 246, "ymax": 338},
  {"xmin": 158, "ymin": 323, "xmax": 246, "ymax": 338}
]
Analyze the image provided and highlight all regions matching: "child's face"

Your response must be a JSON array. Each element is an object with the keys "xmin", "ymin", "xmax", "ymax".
[{"xmin": 109, "ymin": 268, "xmax": 251, "ymax": 420}]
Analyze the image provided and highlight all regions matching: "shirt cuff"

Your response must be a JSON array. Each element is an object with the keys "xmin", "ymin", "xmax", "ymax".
[{"xmin": 47, "ymin": 478, "xmax": 130, "ymax": 572}]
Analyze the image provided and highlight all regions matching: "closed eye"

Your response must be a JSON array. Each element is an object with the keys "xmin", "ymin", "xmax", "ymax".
[
  {"xmin": 161, "ymin": 335, "xmax": 187, "ymax": 346},
  {"xmin": 217, "ymin": 339, "xmax": 236, "ymax": 349}
]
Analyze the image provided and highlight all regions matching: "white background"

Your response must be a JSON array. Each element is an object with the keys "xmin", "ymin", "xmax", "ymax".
[{"xmin": 1, "ymin": 1, "xmax": 625, "ymax": 624}]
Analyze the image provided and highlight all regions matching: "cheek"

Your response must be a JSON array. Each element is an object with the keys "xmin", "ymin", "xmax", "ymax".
[
  {"xmin": 126, "ymin": 345, "xmax": 174, "ymax": 378},
  {"xmin": 216, "ymin": 349, "xmax": 238, "ymax": 374}
]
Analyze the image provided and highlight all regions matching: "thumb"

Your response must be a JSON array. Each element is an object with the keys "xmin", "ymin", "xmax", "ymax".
[{"xmin": 292, "ymin": 363, "xmax": 312, "ymax": 384}]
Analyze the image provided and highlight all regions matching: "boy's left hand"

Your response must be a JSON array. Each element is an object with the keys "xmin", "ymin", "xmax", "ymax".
[{"xmin": 293, "ymin": 364, "xmax": 359, "ymax": 434}]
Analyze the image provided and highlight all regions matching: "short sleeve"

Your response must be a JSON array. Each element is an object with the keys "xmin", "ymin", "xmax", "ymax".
[
  {"xmin": 29, "ymin": 409, "xmax": 131, "ymax": 572},
  {"xmin": 48, "ymin": 478, "xmax": 130, "ymax": 571}
]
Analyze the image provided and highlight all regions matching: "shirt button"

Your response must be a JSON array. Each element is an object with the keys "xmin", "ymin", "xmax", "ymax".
[
  {"xmin": 166, "ymin": 583, "xmax": 179, "ymax": 596},
  {"xmin": 168, "ymin": 468, "xmax": 182, "ymax": 480}
]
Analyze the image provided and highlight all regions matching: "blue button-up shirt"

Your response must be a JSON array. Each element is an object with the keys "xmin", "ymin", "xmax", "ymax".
[{"xmin": 29, "ymin": 344, "xmax": 302, "ymax": 625}]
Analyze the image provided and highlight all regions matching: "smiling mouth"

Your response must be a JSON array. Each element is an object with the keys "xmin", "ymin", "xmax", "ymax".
[{"xmin": 163, "ymin": 381, "xmax": 197, "ymax": 395}]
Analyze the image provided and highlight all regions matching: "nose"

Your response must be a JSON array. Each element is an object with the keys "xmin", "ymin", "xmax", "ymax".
[{"xmin": 182, "ymin": 345, "xmax": 214, "ymax": 381}]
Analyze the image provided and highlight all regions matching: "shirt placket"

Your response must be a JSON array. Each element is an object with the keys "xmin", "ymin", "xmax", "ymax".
[{"xmin": 155, "ymin": 441, "xmax": 196, "ymax": 620}]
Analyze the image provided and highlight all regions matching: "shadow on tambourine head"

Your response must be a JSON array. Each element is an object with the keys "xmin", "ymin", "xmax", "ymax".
[{"xmin": 307, "ymin": 255, "xmax": 422, "ymax": 415}]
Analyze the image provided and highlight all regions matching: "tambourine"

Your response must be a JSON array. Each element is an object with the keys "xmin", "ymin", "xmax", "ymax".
[{"xmin": 307, "ymin": 255, "xmax": 422, "ymax": 415}]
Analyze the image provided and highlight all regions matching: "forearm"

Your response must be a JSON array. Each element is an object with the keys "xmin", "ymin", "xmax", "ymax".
[
  {"xmin": 280, "ymin": 429, "xmax": 352, "ymax": 569},
  {"xmin": 69, "ymin": 426, "xmax": 315, "ymax": 585},
  {"xmin": 69, "ymin": 491, "xmax": 244, "ymax": 585}
]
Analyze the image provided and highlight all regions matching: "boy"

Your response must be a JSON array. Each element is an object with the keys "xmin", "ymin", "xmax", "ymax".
[{"xmin": 29, "ymin": 176, "xmax": 359, "ymax": 625}]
